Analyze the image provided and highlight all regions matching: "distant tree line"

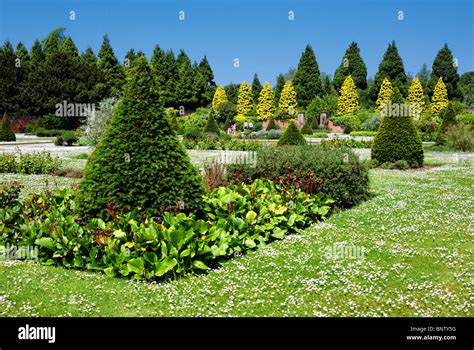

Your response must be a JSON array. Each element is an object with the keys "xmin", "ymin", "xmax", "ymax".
[{"xmin": 0, "ymin": 28, "xmax": 216, "ymax": 117}]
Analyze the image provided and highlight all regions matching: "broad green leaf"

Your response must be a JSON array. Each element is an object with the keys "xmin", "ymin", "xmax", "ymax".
[
  {"xmin": 154, "ymin": 258, "xmax": 178, "ymax": 277},
  {"xmin": 192, "ymin": 260, "xmax": 209, "ymax": 270},
  {"xmin": 35, "ymin": 237, "xmax": 55, "ymax": 250},
  {"xmin": 127, "ymin": 257, "xmax": 145, "ymax": 274},
  {"xmin": 244, "ymin": 238, "xmax": 256, "ymax": 248},
  {"xmin": 245, "ymin": 210, "xmax": 258, "ymax": 225}
]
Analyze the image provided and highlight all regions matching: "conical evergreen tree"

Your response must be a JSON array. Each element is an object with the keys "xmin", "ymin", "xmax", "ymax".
[
  {"xmin": 278, "ymin": 81, "xmax": 298, "ymax": 117},
  {"xmin": 251, "ymin": 73, "xmax": 263, "ymax": 104},
  {"xmin": 266, "ymin": 118, "xmax": 278, "ymax": 131},
  {"xmin": 197, "ymin": 56, "xmax": 216, "ymax": 105},
  {"xmin": 77, "ymin": 56, "xmax": 204, "ymax": 219},
  {"xmin": 15, "ymin": 42, "xmax": 30, "ymax": 115},
  {"xmin": 333, "ymin": 42, "xmax": 367, "ymax": 91},
  {"xmin": 256, "ymin": 82, "xmax": 275, "ymax": 120},
  {"xmin": 322, "ymin": 74, "xmax": 332, "ymax": 96},
  {"xmin": 237, "ymin": 81, "xmax": 253, "ymax": 116},
  {"xmin": 0, "ymin": 113, "xmax": 16, "ymax": 141},
  {"xmin": 406, "ymin": 77, "xmax": 425, "ymax": 117},
  {"xmin": 300, "ymin": 119, "xmax": 313, "ymax": 135},
  {"xmin": 293, "ymin": 45, "xmax": 323, "ymax": 107},
  {"xmin": 370, "ymin": 41, "xmax": 408, "ymax": 101},
  {"xmin": 175, "ymin": 50, "xmax": 195, "ymax": 107},
  {"xmin": 337, "ymin": 75, "xmax": 359, "ymax": 116},
  {"xmin": 430, "ymin": 77, "xmax": 449, "ymax": 114},
  {"xmin": 427, "ymin": 44, "xmax": 460, "ymax": 100},
  {"xmin": 376, "ymin": 78, "xmax": 393, "ymax": 110},
  {"xmin": 390, "ymin": 87, "xmax": 404, "ymax": 104},
  {"xmin": 212, "ymin": 86, "xmax": 227, "ymax": 111},
  {"xmin": 79, "ymin": 48, "xmax": 100, "ymax": 103},
  {"xmin": 0, "ymin": 41, "xmax": 22, "ymax": 115},
  {"xmin": 203, "ymin": 109, "xmax": 220, "ymax": 134},
  {"xmin": 371, "ymin": 114, "xmax": 423, "ymax": 167},
  {"xmin": 277, "ymin": 121, "xmax": 307, "ymax": 146},
  {"xmin": 150, "ymin": 46, "xmax": 179, "ymax": 107},
  {"xmin": 24, "ymin": 40, "xmax": 46, "ymax": 115},
  {"xmin": 97, "ymin": 35, "xmax": 125, "ymax": 98},
  {"xmin": 274, "ymin": 74, "xmax": 286, "ymax": 105}
]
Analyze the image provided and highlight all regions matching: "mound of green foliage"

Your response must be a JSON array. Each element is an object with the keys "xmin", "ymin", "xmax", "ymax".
[
  {"xmin": 227, "ymin": 144, "xmax": 370, "ymax": 209},
  {"xmin": 0, "ymin": 151, "xmax": 61, "ymax": 174},
  {"xmin": 0, "ymin": 181, "xmax": 333, "ymax": 281},
  {"xmin": 0, "ymin": 113, "xmax": 16, "ymax": 142},
  {"xmin": 277, "ymin": 121, "xmax": 307, "ymax": 146},
  {"xmin": 76, "ymin": 56, "xmax": 204, "ymax": 219},
  {"xmin": 371, "ymin": 116, "xmax": 423, "ymax": 168},
  {"xmin": 436, "ymin": 103, "xmax": 457, "ymax": 145}
]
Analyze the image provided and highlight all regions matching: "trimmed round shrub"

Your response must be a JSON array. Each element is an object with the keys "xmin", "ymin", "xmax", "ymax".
[
  {"xmin": 371, "ymin": 116, "xmax": 424, "ymax": 168},
  {"xmin": 277, "ymin": 121, "xmax": 307, "ymax": 146},
  {"xmin": 0, "ymin": 113, "xmax": 16, "ymax": 142},
  {"xmin": 76, "ymin": 56, "xmax": 205, "ymax": 219}
]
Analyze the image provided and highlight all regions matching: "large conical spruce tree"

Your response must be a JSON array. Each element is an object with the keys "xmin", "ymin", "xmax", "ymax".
[
  {"xmin": 175, "ymin": 50, "xmax": 195, "ymax": 107},
  {"xmin": 274, "ymin": 74, "xmax": 286, "ymax": 106},
  {"xmin": 293, "ymin": 45, "xmax": 323, "ymax": 108},
  {"xmin": 333, "ymin": 42, "xmax": 367, "ymax": 91},
  {"xmin": 77, "ymin": 56, "xmax": 204, "ymax": 219},
  {"xmin": 251, "ymin": 73, "xmax": 263, "ymax": 104},
  {"xmin": 427, "ymin": 44, "xmax": 460, "ymax": 100},
  {"xmin": 97, "ymin": 35, "xmax": 125, "ymax": 98},
  {"xmin": 370, "ymin": 41, "xmax": 408, "ymax": 102}
]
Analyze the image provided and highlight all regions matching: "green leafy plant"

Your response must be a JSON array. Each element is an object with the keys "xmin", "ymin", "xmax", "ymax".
[
  {"xmin": 0, "ymin": 180, "xmax": 334, "ymax": 281},
  {"xmin": 0, "ymin": 180, "xmax": 22, "ymax": 208},
  {"xmin": 349, "ymin": 131, "xmax": 377, "ymax": 137},
  {"xmin": 445, "ymin": 123, "xmax": 474, "ymax": 151},
  {"xmin": 0, "ymin": 151, "xmax": 62, "ymax": 174},
  {"xmin": 227, "ymin": 144, "xmax": 370, "ymax": 209}
]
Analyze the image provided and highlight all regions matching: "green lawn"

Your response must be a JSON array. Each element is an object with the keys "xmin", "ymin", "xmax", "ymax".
[{"xmin": 0, "ymin": 155, "xmax": 472, "ymax": 317}]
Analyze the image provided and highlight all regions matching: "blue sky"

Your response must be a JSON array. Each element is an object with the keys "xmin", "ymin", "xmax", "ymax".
[{"xmin": 0, "ymin": 0, "xmax": 472, "ymax": 85}]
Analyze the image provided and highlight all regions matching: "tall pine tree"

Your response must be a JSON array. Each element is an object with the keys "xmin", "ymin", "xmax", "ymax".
[
  {"xmin": 0, "ymin": 41, "xmax": 22, "ymax": 115},
  {"xmin": 427, "ymin": 44, "xmax": 460, "ymax": 100},
  {"xmin": 175, "ymin": 50, "xmax": 195, "ymax": 107},
  {"xmin": 370, "ymin": 41, "xmax": 408, "ymax": 102},
  {"xmin": 251, "ymin": 73, "xmax": 263, "ymax": 104},
  {"xmin": 293, "ymin": 45, "xmax": 323, "ymax": 108},
  {"xmin": 333, "ymin": 42, "xmax": 367, "ymax": 91},
  {"xmin": 274, "ymin": 74, "xmax": 286, "ymax": 105},
  {"xmin": 97, "ymin": 35, "xmax": 125, "ymax": 98}
]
